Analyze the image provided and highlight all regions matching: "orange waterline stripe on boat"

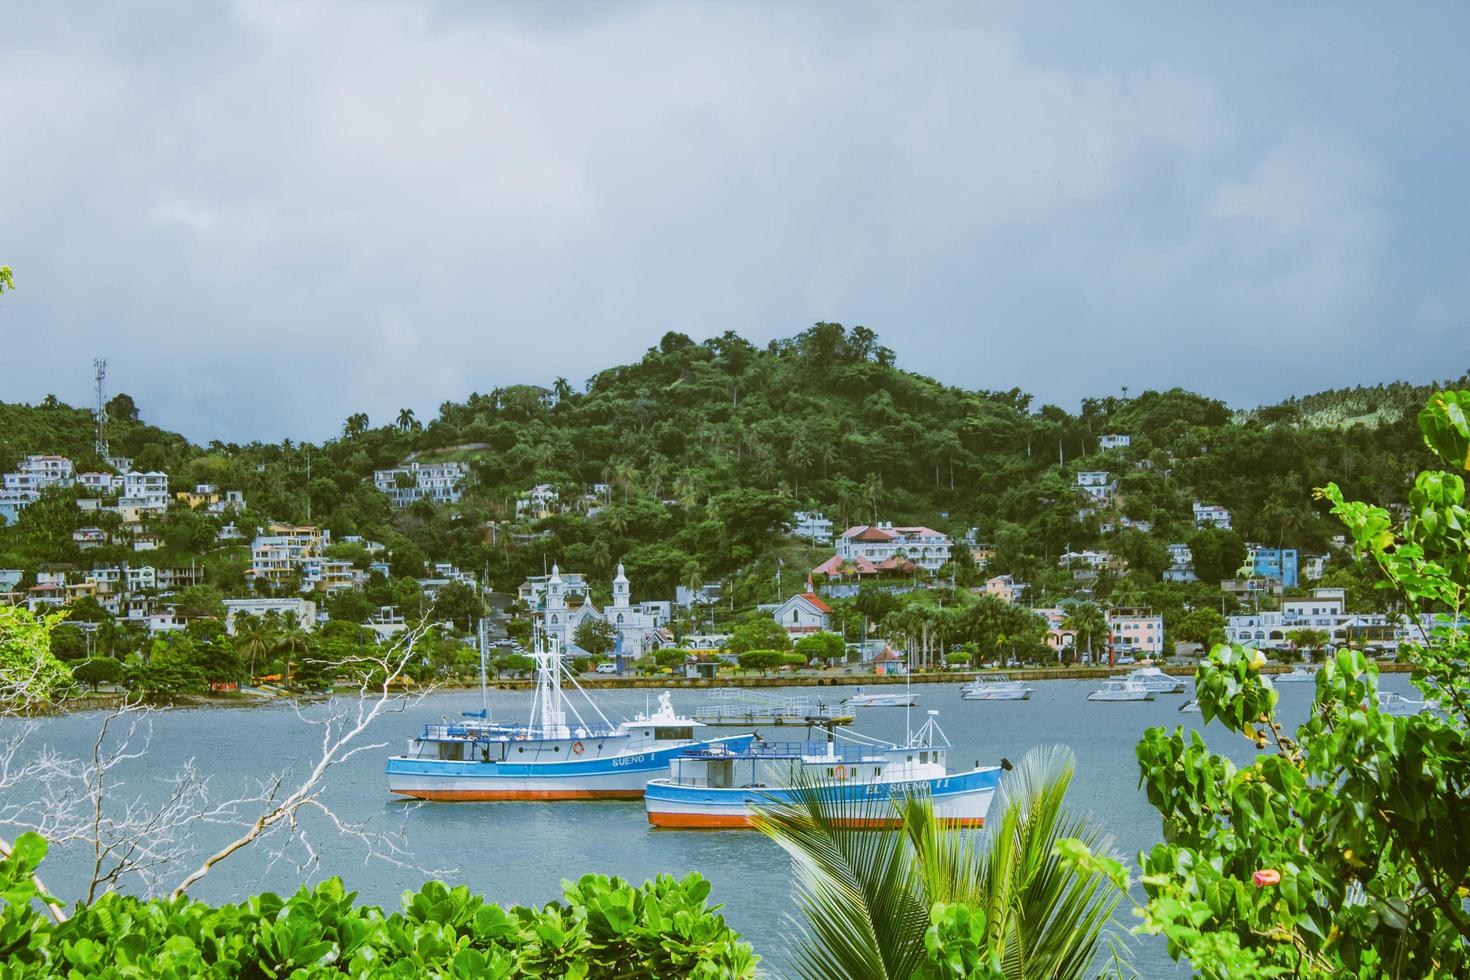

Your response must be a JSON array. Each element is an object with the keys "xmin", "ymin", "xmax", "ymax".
[
  {"xmin": 647, "ymin": 812, "xmax": 986, "ymax": 829},
  {"xmin": 391, "ymin": 789, "xmax": 645, "ymax": 801}
]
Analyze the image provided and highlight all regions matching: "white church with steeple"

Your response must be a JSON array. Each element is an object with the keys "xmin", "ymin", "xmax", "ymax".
[{"xmin": 540, "ymin": 562, "xmax": 670, "ymax": 657}]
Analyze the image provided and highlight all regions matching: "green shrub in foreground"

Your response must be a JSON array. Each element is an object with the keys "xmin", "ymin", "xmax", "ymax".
[{"xmin": 0, "ymin": 833, "xmax": 759, "ymax": 978}]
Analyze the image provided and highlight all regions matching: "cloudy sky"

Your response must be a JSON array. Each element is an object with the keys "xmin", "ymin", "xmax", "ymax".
[{"xmin": 2, "ymin": 2, "xmax": 1467, "ymax": 443}]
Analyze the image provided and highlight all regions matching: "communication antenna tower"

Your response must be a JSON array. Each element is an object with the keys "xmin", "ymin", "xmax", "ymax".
[{"xmin": 93, "ymin": 359, "xmax": 109, "ymax": 459}]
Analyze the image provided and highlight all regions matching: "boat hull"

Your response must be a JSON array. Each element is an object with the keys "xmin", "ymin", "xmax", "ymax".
[
  {"xmin": 1087, "ymin": 691, "xmax": 1154, "ymax": 701},
  {"xmin": 386, "ymin": 734, "xmax": 755, "ymax": 801},
  {"xmin": 961, "ymin": 689, "xmax": 1031, "ymax": 701},
  {"xmin": 645, "ymin": 766, "xmax": 1000, "ymax": 829}
]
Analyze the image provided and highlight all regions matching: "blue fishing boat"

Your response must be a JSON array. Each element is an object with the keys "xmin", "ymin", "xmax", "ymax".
[
  {"xmin": 644, "ymin": 711, "xmax": 1001, "ymax": 828},
  {"xmin": 386, "ymin": 633, "xmax": 754, "ymax": 800}
]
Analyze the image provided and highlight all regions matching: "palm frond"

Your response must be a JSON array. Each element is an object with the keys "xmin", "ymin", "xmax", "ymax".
[
  {"xmin": 979, "ymin": 745, "xmax": 1125, "ymax": 980},
  {"xmin": 754, "ymin": 778, "xmax": 929, "ymax": 980},
  {"xmin": 753, "ymin": 746, "xmax": 1126, "ymax": 980}
]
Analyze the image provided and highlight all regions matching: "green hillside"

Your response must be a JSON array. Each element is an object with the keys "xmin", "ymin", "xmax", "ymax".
[{"xmin": 1, "ymin": 324, "xmax": 1462, "ymax": 612}]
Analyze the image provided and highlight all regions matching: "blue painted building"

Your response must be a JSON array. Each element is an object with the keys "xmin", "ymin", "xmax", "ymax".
[{"xmin": 1252, "ymin": 548, "xmax": 1299, "ymax": 588}]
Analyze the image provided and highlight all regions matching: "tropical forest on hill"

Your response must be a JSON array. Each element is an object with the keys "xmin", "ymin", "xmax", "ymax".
[{"xmin": 0, "ymin": 323, "xmax": 1463, "ymax": 667}]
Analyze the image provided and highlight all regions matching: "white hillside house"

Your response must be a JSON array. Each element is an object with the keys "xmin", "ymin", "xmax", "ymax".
[
  {"xmin": 1193, "ymin": 501, "xmax": 1232, "ymax": 529},
  {"xmin": 834, "ymin": 523, "xmax": 952, "ymax": 573},
  {"xmin": 771, "ymin": 591, "xmax": 833, "ymax": 636},
  {"xmin": 1076, "ymin": 471, "xmax": 1115, "ymax": 501},
  {"xmin": 373, "ymin": 461, "xmax": 469, "ymax": 507},
  {"xmin": 792, "ymin": 510, "xmax": 834, "ymax": 545}
]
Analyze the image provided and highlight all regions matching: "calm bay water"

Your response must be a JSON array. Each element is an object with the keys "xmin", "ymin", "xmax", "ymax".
[{"xmin": 5, "ymin": 674, "xmax": 1424, "ymax": 976}]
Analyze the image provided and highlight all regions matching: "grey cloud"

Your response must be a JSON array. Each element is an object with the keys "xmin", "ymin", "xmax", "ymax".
[{"xmin": 1, "ymin": 1, "xmax": 1468, "ymax": 442}]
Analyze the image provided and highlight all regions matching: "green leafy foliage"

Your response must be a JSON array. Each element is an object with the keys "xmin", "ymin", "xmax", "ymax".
[
  {"xmin": 0, "ymin": 844, "xmax": 758, "ymax": 979},
  {"xmin": 0, "ymin": 607, "xmax": 74, "ymax": 709},
  {"xmin": 1126, "ymin": 391, "xmax": 1470, "ymax": 978},
  {"xmin": 794, "ymin": 631, "xmax": 845, "ymax": 664},
  {"xmin": 573, "ymin": 617, "xmax": 617, "ymax": 658}
]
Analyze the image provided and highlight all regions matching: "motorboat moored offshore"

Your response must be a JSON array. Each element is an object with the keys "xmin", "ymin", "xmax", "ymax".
[
  {"xmin": 1088, "ymin": 680, "xmax": 1155, "ymax": 702},
  {"xmin": 1120, "ymin": 667, "xmax": 1185, "ymax": 694},
  {"xmin": 644, "ymin": 711, "xmax": 1000, "ymax": 829},
  {"xmin": 1373, "ymin": 690, "xmax": 1434, "ymax": 717},
  {"xmin": 842, "ymin": 686, "xmax": 919, "ymax": 708},
  {"xmin": 960, "ymin": 675, "xmax": 1033, "ymax": 701},
  {"xmin": 1272, "ymin": 664, "xmax": 1320, "ymax": 683}
]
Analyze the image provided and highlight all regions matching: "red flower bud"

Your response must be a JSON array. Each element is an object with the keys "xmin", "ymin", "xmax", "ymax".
[{"xmin": 1253, "ymin": 869, "xmax": 1281, "ymax": 887}]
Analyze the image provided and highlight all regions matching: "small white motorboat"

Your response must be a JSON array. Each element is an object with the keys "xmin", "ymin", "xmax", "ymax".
[
  {"xmin": 1373, "ymin": 691, "xmax": 1433, "ymax": 716},
  {"xmin": 1179, "ymin": 698, "xmax": 1202, "ymax": 713},
  {"xmin": 960, "ymin": 675, "xmax": 1033, "ymax": 701},
  {"xmin": 1272, "ymin": 664, "xmax": 1319, "ymax": 684},
  {"xmin": 1121, "ymin": 667, "xmax": 1185, "ymax": 694},
  {"xmin": 842, "ymin": 686, "xmax": 919, "ymax": 708},
  {"xmin": 1088, "ymin": 680, "xmax": 1155, "ymax": 702}
]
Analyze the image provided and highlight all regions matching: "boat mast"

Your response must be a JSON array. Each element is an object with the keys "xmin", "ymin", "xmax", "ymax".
[
  {"xmin": 478, "ymin": 616, "xmax": 488, "ymax": 719},
  {"xmin": 904, "ymin": 638, "xmax": 913, "ymax": 743},
  {"xmin": 533, "ymin": 628, "xmax": 569, "ymax": 739}
]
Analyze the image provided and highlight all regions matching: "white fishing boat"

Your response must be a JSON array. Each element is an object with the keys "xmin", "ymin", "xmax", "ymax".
[
  {"xmin": 1272, "ymin": 664, "xmax": 1320, "ymax": 684},
  {"xmin": 385, "ymin": 632, "xmax": 754, "ymax": 800},
  {"xmin": 644, "ymin": 711, "xmax": 1000, "ymax": 829},
  {"xmin": 960, "ymin": 675, "xmax": 1033, "ymax": 701},
  {"xmin": 1120, "ymin": 667, "xmax": 1185, "ymax": 694},
  {"xmin": 1088, "ymin": 679, "xmax": 1155, "ymax": 702},
  {"xmin": 1373, "ymin": 691, "xmax": 1434, "ymax": 717},
  {"xmin": 1179, "ymin": 698, "xmax": 1202, "ymax": 713},
  {"xmin": 842, "ymin": 686, "xmax": 918, "ymax": 708}
]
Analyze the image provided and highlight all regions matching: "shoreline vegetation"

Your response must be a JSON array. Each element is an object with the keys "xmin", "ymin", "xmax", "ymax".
[{"xmin": 51, "ymin": 661, "xmax": 1416, "ymax": 712}]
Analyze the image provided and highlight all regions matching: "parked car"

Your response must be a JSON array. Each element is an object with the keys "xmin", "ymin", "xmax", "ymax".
[
  {"xmin": 594, "ymin": 663, "xmax": 618, "ymax": 674},
  {"xmin": 1116, "ymin": 655, "xmax": 1136, "ymax": 665}
]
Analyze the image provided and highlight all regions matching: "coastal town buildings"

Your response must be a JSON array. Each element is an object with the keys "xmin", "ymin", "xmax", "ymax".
[
  {"xmin": 1108, "ymin": 609, "xmax": 1165, "ymax": 657},
  {"xmin": 1193, "ymin": 501, "xmax": 1232, "ymax": 529},
  {"xmin": 770, "ymin": 591, "xmax": 833, "ymax": 636},
  {"xmin": 1164, "ymin": 543, "xmax": 1198, "ymax": 582},
  {"xmin": 372, "ymin": 461, "xmax": 470, "ymax": 508},
  {"xmin": 539, "ymin": 564, "xmax": 669, "ymax": 657},
  {"xmin": 828, "ymin": 522, "xmax": 952, "ymax": 573},
  {"xmin": 248, "ymin": 524, "xmax": 330, "ymax": 588},
  {"xmin": 515, "ymin": 484, "xmax": 560, "ymax": 521},
  {"xmin": 791, "ymin": 510, "xmax": 834, "ymax": 545},
  {"xmin": 983, "ymin": 575, "xmax": 1023, "ymax": 604},
  {"xmin": 3, "ymin": 455, "xmax": 75, "ymax": 492},
  {"xmin": 1098, "ymin": 434, "xmax": 1131, "ymax": 451},
  {"xmin": 176, "ymin": 484, "xmax": 247, "ymax": 514},
  {"xmin": 223, "ymin": 597, "xmax": 318, "ymax": 634},
  {"xmin": 1076, "ymin": 471, "xmax": 1115, "ymax": 502},
  {"xmin": 1245, "ymin": 546, "xmax": 1299, "ymax": 588}
]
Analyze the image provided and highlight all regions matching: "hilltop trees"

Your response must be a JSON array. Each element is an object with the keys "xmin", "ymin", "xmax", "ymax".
[{"xmin": 2, "ymin": 321, "xmax": 1463, "ymax": 646}]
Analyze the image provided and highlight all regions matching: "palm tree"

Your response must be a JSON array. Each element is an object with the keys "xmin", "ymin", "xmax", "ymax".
[
  {"xmin": 396, "ymin": 407, "xmax": 416, "ymax": 431},
  {"xmin": 862, "ymin": 473, "xmax": 883, "ymax": 524},
  {"xmin": 342, "ymin": 413, "xmax": 369, "ymax": 438},
  {"xmin": 273, "ymin": 623, "xmax": 312, "ymax": 688},
  {"xmin": 755, "ymin": 746, "xmax": 1123, "ymax": 980},
  {"xmin": 232, "ymin": 613, "xmax": 274, "ymax": 682},
  {"xmin": 1062, "ymin": 603, "xmax": 1108, "ymax": 665}
]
